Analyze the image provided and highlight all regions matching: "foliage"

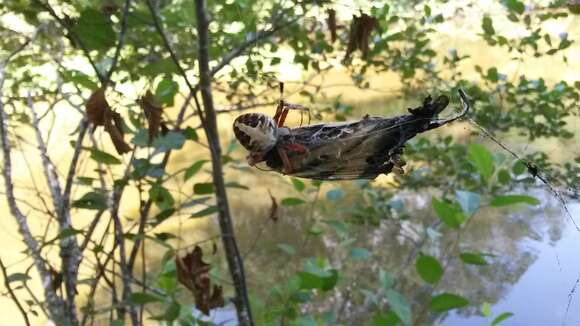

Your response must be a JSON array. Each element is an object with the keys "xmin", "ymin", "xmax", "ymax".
[{"xmin": 0, "ymin": 0, "xmax": 578, "ymax": 325}]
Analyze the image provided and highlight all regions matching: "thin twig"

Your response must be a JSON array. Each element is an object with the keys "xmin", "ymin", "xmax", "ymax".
[
  {"xmin": 104, "ymin": 0, "xmax": 133, "ymax": 85},
  {"xmin": 0, "ymin": 257, "xmax": 31, "ymax": 326},
  {"xmin": 35, "ymin": 0, "xmax": 106, "ymax": 84}
]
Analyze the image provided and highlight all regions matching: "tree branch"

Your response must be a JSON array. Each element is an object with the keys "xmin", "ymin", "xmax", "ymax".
[
  {"xmin": 0, "ymin": 63, "xmax": 65, "ymax": 324},
  {"xmin": 27, "ymin": 95, "xmax": 81, "ymax": 324},
  {"xmin": 194, "ymin": 0, "xmax": 253, "ymax": 324},
  {"xmin": 104, "ymin": 0, "xmax": 133, "ymax": 85}
]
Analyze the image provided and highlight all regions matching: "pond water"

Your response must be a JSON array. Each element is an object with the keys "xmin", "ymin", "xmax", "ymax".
[{"xmin": 151, "ymin": 91, "xmax": 580, "ymax": 325}]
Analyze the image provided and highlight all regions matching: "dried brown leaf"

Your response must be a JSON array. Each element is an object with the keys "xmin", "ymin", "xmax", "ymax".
[
  {"xmin": 175, "ymin": 246, "xmax": 225, "ymax": 315},
  {"xmin": 86, "ymin": 88, "xmax": 108, "ymax": 126},
  {"xmin": 86, "ymin": 88, "xmax": 131, "ymax": 154},
  {"xmin": 327, "ymin": 9, "xmax": 337, "ymax": 42},
  {"xmin": 345, "ymin": 12, "xmax": 378, "ymax": 61},
  {"xmin": 137, "ymin": 91, "xmax": 164, "ymax": 143},
  {"xmin": 268, "ymin": 190, "xmax": 278, "ymax": 222},
  {"xmin": 104, "ymin": 110, "xmax": 132, "ymax": 154}
]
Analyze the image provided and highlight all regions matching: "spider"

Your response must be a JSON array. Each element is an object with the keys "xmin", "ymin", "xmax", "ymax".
[{"xmin": 233, "ymin": 83, "xmax": 310, "ymax": 174}]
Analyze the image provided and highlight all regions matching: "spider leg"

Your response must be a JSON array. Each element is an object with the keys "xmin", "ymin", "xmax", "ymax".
[
  {"xmin": 277, "ymin": 103, "xmax": 310, "ymax": 127},
  {"xmin": 285, "ymin": 143, "xmax": 309, "ymax": 155},
  {"xmin": 277, "ymin": 146, "xmax": 293, "ymax": 174},
  {"xmin": 273, "ymin": 100, "xmax": 288, "ymax": 127}
]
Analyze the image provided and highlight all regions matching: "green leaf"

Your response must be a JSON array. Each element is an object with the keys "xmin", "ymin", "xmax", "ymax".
[
  {"xmin": 490, "ymin": 195, "xmax": 540, "ymax": 207},
  {"xmin": 282, "ymin": 197, "xmax": 305, "ymax": 206},
  {"xmin": 291, "ymin": 178, "xmax": 305, "ymax": 192},
  {"xmin": 90, "ymin": 148, "xmax": 122, "ymax": 165},
  {"xmin": 379, "ymin": 269, "xmax": 395, "ymax": 290},
  {"xmin": 512, "ymin": 161, "xmax": 526, "ymax": 175},
  {"xmin": 184, "ymin": 160, "xmax": 207, "ymax": 181},
  {"xmin": 504, "ymin": 0, "xmax": 525, "ymax": 15},
  {"xmin": 482, "ymin": 302, "xmax": 492, "ymax": 317},
  {"xmin": 184, "ymin": 127, "xmax": 198, "ymax": 141},
  {"xmin": 149, "ymin": 184, "xmax": 174, "ymax": 210},
  {"xmin": 385, "ymin": 290, "xmax": 412, "ymax": 325},
  {"xmin": 143, "ymin": 58, "xmax": 179, "ymax": 76},
  {"xmin": 194, "ymin": 183, "xmax": 214, "ymax": 195},
  {"xmin": 72, "ymin": 191, "xmax": 108, "ymax": 210},
  {"xmin": 416, "ymin": 254, "xmax": 443, "ymax": 284},
  {"xmin": 460, "ymin": 252, "xmax": 489, "ymax": 265},
  {"xmin": 152, "ymin": 131, "xmax": 186, "ymax": 152},
  {"xmin": 492, "ymin": 312, "xmax": 514, "ymax": 325},
  {"xmin": 326, "ymin": 188, "xmax": 345, "ymax": 202},
  {"xmin": 58, "ymin": 228, "xmax": 83, "ymax": 239},
  {"xmin": 191, "ymin": 206, "xmax": 218, "ymax": 218},
  {"xmin": 225, "ymin": 182, "xmax": 249, "ymax": 190},
  {"xmin": 350, "ymin": 247, "xmax": 372, "ymax": 261},
  {"xmin": 468, "ymin": 144, "xmax": 494, "ymax": 181},
  {"xmin": 7, "ymin": 273, "xmax": 31, "ymax": 283},
  {"xmin": 429, "ymin": 293, "xmax": 469, "ymax": 313},
  {"xmin": 62, "ymin": 70, "xmax": 98, "ymax": 90},
  {"xmin": 155, "ymin": 78, "xmax": 179, "ymax": 106},
  {"xmin": 320, "ymin": 269, "xmax": 339, "ymax": 291},
  {"xmin": 163, "ymin": 301, "xmax": 181, "ymax": 321},
  {"xmin": 276, "ymin": 243, "xmax": 296, "ymax": 255},
  {"xmin": 373, "ymin": 312, "xmax": 399, "ymax": 326},
  {"xmin": 432, "ymin": 198, "xmax": 464, "ymax": 229},
  {"xmin": 72, "ymin": 9, "xmax": 116, "ymax": 51},
  {"xmin": 128, "ymin": 292, "xmax": 163, "ymax": 304},
  {"xmin": 455, "ymin": 190, "xmax": 480, "ymax": 215},
  {"xmin": 482, "ymin": 16, "xmax": 495, "ymax": 35}
]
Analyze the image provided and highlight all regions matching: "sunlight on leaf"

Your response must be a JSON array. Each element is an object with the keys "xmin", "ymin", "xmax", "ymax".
[{"xmin": 468, "ymin": 143, "xmax": 494, "ymax": 181}]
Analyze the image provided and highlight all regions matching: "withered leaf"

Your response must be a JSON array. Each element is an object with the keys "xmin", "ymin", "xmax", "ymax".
[
  {"xmin": 175, "ymin": 246, "xmax": 225, "ymax": 315},
  {"xmin": 104, "ymin": 110, "xmax": 132, "ymax": 154},
  {"xmin": 86, "ymin": 88, "xmax": 108, "ymax": 126},
  {"xmin": 268, "ymin": 190, "xmax": 279, "ymax": 222},
  {"xmin": 49, "ymin": 266, "xmax": 63, "ymax": 292},
  {"xmin": 327, "ymin": 9, "xmax": 337, "ymax": 42},
  {"xmin": 86, "ymin": 88, "xmax": 132, "ymax": 154},
  {"xmin": 137, "ymin": 91, "xmax": 168, "ymax": 144},
  {"xmin": 345, "ymin": 12, "xmax": 378, "ymax": 61}
]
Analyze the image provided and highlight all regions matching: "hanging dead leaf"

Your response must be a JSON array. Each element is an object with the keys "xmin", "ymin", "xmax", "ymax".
[
  {"xmin": 100, "ymin": 0, "xmax": 120, "ymax": 15},
  {"xmin": 345, "ymin": 12, "xmax": 378, "ymax": 61},
  {"xmin": 86, "ymin": 88, "xmax": 108, "ymax": 126},
  {"xmin": 49, "ymin": 265, "xmax": 63, "ymax": 292},
  {"xmin": 104, "ymin": 110, "xmax": 132, "ymax": 154},
  {"xmin": 86, "ymin": 88, "xmax": 132, "ymax": 154},
  {"xmin": 268, "ymin": 190, "xmax": 279, "ymax": 222},
  {"xmin": 327, "ymin": 9, "xmax": 337, "ymax": 42},
  {"xmin": 137, "ymin": 91, "xmax": 168, "ymax": 144},
  {"xmin": 175, "ymin": 246, "xmax": 225, "ymax": 315}
]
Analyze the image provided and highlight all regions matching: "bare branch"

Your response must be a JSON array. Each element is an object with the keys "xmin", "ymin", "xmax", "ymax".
[
  {"xmin": 0, "ymin": 256, "xmax": 31, "ymax": 326},
  {"xmin": 104, "ymin": 0, "xmax": 133, "ymax": 85},
  {"xmin": 195, "ymin": 0, "xmax": 252, "ymax": 324},
  {"xmin": 28, "ymin": 95, "xmax": 81, "ymax": 324},
  {"xmin": 0, "ymin": 62, "xmax": 65, "ymax": 324}
]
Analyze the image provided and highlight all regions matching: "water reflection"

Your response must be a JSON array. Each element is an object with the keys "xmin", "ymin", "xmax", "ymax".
[{"xmin": 130, "ymin": 92, "xmax": 580, "ymax": 325}]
